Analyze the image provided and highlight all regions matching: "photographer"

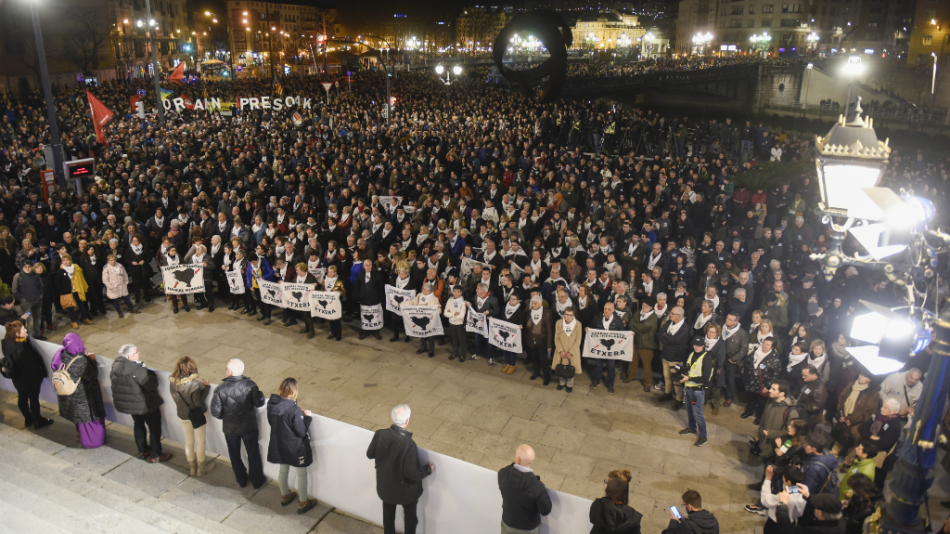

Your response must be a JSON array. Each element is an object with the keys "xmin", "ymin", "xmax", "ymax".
[{"xmin": 677, "ymin": 337, "xmax": 715, "ymax": 447}]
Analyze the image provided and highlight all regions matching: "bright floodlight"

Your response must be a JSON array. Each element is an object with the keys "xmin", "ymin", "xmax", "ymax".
[
  {"xmin": 136, "ymin": 20, "xmax": 143, "ymax": 27},
  {"xmin": 843, "ymin": 56, "xmax": 863, "ymax": 76},
  {"xmin": 452, "ymin": 65, "xmax": 462, "ymax": 75},
  {"xmin": 850, "ymin": 302, "xmax": 917, "ymax": 345},
  {"xmin": 845, "ymin": 345, "xmax": 906, "ymax": 375},
  {"xmin": 849, "ymin": 223, "xmax": 908, "ymax": 259},
  {"xmin": 435, "ymin": 64, "xmax": 444, "ymax": 74}
]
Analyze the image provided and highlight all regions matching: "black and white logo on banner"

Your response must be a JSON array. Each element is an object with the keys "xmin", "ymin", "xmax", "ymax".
[
  {"xmin": 258, "ymin": 280, "xmax": 283, "ymax": 307},
  {"xmin": 361, "ymin": 304, "xmax": 384, "ymax": 330},
  {"xmin": 465, "ymin": 307, "xmax": 488, "ymax": 337},
  {"xmin": 400, "ymin": 305, "xmax": 443, "ymax": 338},
  {"xmin": 281, "ymin": 283, "xmax": 313, "ymax": 311},
  {"xmin": 226, "ymin": 270, "xmax": 245, "ymax": 295},
  {"xmin": 309, "ymin": 291, "xmax": 342, "ymax": 320},
  {"xmin": 489, "ymin": 318, "xmax": 522, "ymax": 353},
  {"xmin": 583, "ymin": 329, "xmax": 635, "ymax": 361},
  {"xmin": 384, "ymin": 285, "xmax": 415, "ymax": 316},
  {"xmin": 162, "ymin": 264, "xmax": 205, "ymax": 294}
]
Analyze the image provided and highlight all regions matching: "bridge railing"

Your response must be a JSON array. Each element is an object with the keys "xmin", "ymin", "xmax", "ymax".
[
  {"xmin": 561, "ymin": 65, "xmax": 760, "ymax": 93},
  {"xmin": 763, "ymin": 103, "xmax": 950, "ymax": 126}
]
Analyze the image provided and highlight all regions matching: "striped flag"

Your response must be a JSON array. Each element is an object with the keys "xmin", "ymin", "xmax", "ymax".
[
  {"xmin": 273, "ymin": 75, "xmax": 283, "ymax": 96},
  {"xmin": 159, "ymin": 88, "xmax": 174, "ymax": 101}
]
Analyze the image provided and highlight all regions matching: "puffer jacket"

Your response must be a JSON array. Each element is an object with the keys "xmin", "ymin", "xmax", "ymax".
[
  {"xmin": 266, "ymin": 394, "xmax": 313, "ymax": 467},
  {"xmin": 109, "ymin": 356, "xmax": 163, "ymax": 415},
  {"xmin": 210, "ymin": 375, "xmax": 265, "ymax": 436},
  {"xmin": 169, "ymin": 373, "xmax": 209, "ymax": 420},
  {"xmin": 590, "ymin": 497, "xmax": 642, "ymax": 534}
]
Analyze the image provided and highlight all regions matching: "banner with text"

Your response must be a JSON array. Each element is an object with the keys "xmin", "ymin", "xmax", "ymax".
[
  {"xmin": 489, "ymin": 318, "xmax": 523, "ymax": 353},
  {"xmin": 460, "ymin": 257, "xmax": 488, "ymax": 283},
  {"xmin": 361, "ymin": 304, "xmax": 384, "ymax": 330},
  {"xmin": 401, "ymin": 305, "xmax": 443, "ymax": 338},
  {"xmin": 385, "ymin": 285, "xmax": 416, "ymax": 315},
  {"xmin": 162, "ymin": 264, "xmax": 205, "ymax": 295},
  {"xmin": 310, "ymin": 291, "xmax": 342, "ymax": 320},
  {"xmin": 226, "ymin": 270, "xmax": 245, "ymax": 295},
  {"xmin": 583, "ymin": 329, "xmax": 635, "ymax": 361},
  {"xmin": 281, "ymin": 282, "xmax": 313, "ymax": 311},
  {"xmin": 465, "ymin": 307, "xmax": 489, "ymax": 337},
  {"xmin": 258, "ymin": 280, "xmax": 283, "ymax": 307}
]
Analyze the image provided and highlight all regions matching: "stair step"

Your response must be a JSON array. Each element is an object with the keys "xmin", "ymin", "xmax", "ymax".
[{"xmin": 0, "ymin": 496, "xmax": 72, "ymax": 534}]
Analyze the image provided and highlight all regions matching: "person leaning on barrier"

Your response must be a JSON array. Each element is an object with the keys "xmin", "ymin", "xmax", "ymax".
[
  {"xmin": 211, "ymin": 358, "xmax": 267, "ymax": 489},
  {"xmin": 662, "ymin": 489, "xmax": 719, "ymax": 534},
  {"xmin": 498, "ymin": 444, "xmax": 553, "ymax": 534},
  {"xmin": 267, "ymin": 378, "xmax": 318, "ymax": 515},
  {"xmin": 1, "ymin": 320, "xmax": 52, "ymax": 428},
  {"xmin": 169, "ymin": 356, "xmax": 215, "ymax": 477},
  {"xmin": 111, "ymin": 343, "xmax": 170, "ymax": 463},
  {"xmin": 367, "ymin": 404, "xmax": 434, "ymax": 534}
]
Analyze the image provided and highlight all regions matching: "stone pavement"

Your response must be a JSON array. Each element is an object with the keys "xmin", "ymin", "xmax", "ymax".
[{"xmin": 35, "ymin": 300, "xmax": 950, "ymax": 533}]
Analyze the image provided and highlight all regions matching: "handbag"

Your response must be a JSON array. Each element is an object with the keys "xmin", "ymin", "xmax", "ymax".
[
  {"xmin": 756, "ymin": 368, "xmax": 770, "ymax": 398},
  {"xmin": 60, "ymin": 294, "xmax": 77, "ymax": 309},
  {"xmin": 0, "ymin": 357, "xmax": 12, "ymax": 379},
  {"xmin": 174, "ymin": 387, "xmax": 207, "ymax": 429},
  {"xmin": 831, "ymin": 420, "xmax": 854, "ymax": 449},
  {"xmin": 554, "ymin": 356, "xmax": 575, "ymax": 379}
]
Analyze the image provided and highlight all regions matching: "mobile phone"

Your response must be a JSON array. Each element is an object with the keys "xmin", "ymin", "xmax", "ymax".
[
  {"xmin": 671, "ymin": 506, "xmax": 683, "ymax": 520},
  {"xmin": 788, "ymin": 486, "xmax": 800, "ymax": 494},
  {"xmin": 23, "ymin": 312, "xmax": 31, "ymax": 318}
]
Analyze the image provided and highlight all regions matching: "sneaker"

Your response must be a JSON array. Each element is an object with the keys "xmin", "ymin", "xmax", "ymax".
[
  {"xmin": 694, "ymin": 437, "xmax": 707, "ymax": 447},
  {"xmin": 678, "ymin": 428, "xmax": 697, "ymax": 435},
  {"xmin": 149, "ymin": 453, "xmax": 173, "ymax": 463},
  {"xmin": 744, "ymin": 504, "xmax": 766, "ymax": 515},
  {"xmin": 607, "ymin": 387, "xmax": 615, "ymax": 394},
  {"xmin": 471, "ymin": 354, "xmax": 480, "ymax": 360},
  {"xmin": 566, "ymin": 387, "xmax": 573, "ymax": 393},
  {"xmin": 488, "ymin": 358, "xmax": 494, "ymax": 367}
]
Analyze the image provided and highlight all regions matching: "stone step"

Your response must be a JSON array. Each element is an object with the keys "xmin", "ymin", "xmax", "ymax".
[{"xmin": 0, "ymin": 494, "xmax": 73, "ymax": 534}]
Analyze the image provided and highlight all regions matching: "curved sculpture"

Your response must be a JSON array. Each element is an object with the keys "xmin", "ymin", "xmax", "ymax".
[{"xmin": 492, "ymin": 10, "xmax": 573, "ymax": 103}]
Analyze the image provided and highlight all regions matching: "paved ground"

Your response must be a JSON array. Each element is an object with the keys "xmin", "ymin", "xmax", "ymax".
[{"xmin": 34, "ymin": 298, "xmax": 950, "ymax": 533}]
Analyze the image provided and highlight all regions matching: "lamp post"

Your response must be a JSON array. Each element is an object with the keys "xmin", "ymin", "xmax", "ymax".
[
  {"xmin": 932, "ymin": 52, "xmax": 938, "ymax": 95},
  {"xmin": 806, "ymin": 32, "xmax": 819, "ymax": 56},
  {"xmin": 618, "ymin": 33, "xmax": 630, "ymax": 62},
  {"xmin": 692, "ymin": 32, "xmax": 713, "ymax": 58},
  {"xmin": 27, "ymin": 0, "xmax": 66, "ymax": 187},
  {"xmin": 141, "ymin": 0, "xmax": 163, "ymax": 125},
  {"xmin": 802, "ymin": 62, "xmax": 814, "ymax": 109},
  {"xmin": 643, "ymin": 32, "xmax": 655, "ymax": 61},
  {"xmin": 434, "ymin": 64, "xmax": 461, "ymax": 113},
  {"xmin": 842, "ymin": 55, "xmax": 864, "ymax": 120}
]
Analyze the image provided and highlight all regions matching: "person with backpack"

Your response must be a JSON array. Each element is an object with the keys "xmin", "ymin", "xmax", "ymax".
[
  {"xmin": 662, "ymin": 489, "xmax": 719, "ymax": 534},
  {"xmin": 110, "ymin": 343, "xmax": 171, "ymax": 463},
  {"xmin": 802, "ymin": 434, "xmax": 841, "ymax": 497},
  {"xmin": 1, "ymin": 320, "xmax": 52, "ymax": 429},
  {"xmin": 51, "ymin": 333, "xmax": 106, "ymax": 448}
]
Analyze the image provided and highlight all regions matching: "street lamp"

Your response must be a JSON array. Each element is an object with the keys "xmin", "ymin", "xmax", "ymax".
[
  {"xmin": 643, "ymin": 32, "xmax": 655, "ymax": 60},
  {"xmin": 802, "ymin": 62, "xmax": 814, "ymax": 109},
  {"xmin": 842, "ymin": 55, "xmax": 864, "ymax": 119},
  {"xmin": 932, "ymin": 52, "xmax": 938, "ymax": 95},
  {"xmin": 806, "ymin": 31, "xmax": 819, "ymax": 55},
  {"xmin": 749, "ymin": 32, "xmax": 771, "ymax": 56},
  {"xmin": 692, "ymin": 32, "xmax": 713, "ymax": 56},
  {"xmin": 26, "ymin": 0, "xmax": 66, "ymax": 187}
]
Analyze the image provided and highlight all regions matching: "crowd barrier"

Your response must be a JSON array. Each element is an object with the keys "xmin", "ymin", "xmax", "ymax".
[{"xmin": 0, "ymin": 337, "xmax": 595, "ymax": 533}]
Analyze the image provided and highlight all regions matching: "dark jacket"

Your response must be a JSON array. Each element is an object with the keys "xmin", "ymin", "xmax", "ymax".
[
  {"xmin": 266, "ymin": 394, "xmax": 313, "ymax": 468},
  {"xmin": 589, "ymin": 497, "xmax": 642, "ymax": 534},
  {"xmin": 354, "ymin": 269, "xmax": 385, "ymax": 306},
  {"xmin": 1, "ymin": 338, "xmax": 47, "ymax": 390},
  {"xmin": 662, "ymin": 509, "xmax": 719, "ymax": 534},
  {"xmin": 774, "ymin": 502, "xmax": 846, "ymax": 534},
  {"xmin": 523, "ymin": 307, "xmax": 553, "ymax": 350},
  {"xmin": 659, "ymin": 321, "xmax": 691, "ymax": 363},
  {"xmin": 497, "ymin": 464, "xmax": 553, "ymax": 530},
  {"xmin": 12, "ymin": 270, "xmax": 43, "ymax": 303},
  {"xmin": 210, "ymin": 375, "xmax": 265, "ymax": 436},
  {"xmin": 794, "ymin": 379, "xmax": 828, "ymax": 424},
  {"xmin": 803, "ymin": 453, "xmax": 839, "ymax": 495},
  {"xmin": 169, "ymin": 373, "xmax": 210, "ymax": 420},
  {"xmin": 366, "ymin": 424, "xmax": 432, "ymax": 505},
  {"xmin": 109, "ymin": 356, "xmax": 163, "ymax": 415},
  {"xmin": 55, "ymin": 351, "xmax": 106, "ymax": 425}
]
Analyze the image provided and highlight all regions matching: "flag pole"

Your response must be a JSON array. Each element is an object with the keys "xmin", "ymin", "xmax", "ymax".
[{"xmin": 144, "ymin": 0, "xmax": 165, "ymax": 126}]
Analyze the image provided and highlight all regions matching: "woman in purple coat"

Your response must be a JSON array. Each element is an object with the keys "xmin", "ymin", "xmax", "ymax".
[{"xmin": 52, "ymin": 333, "xmax": 106, "ymax": 448}]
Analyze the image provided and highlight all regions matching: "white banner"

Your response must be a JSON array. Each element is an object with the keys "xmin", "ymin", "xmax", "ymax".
[
  {"xmin": 465, "ymin": 307, "xmax": 488, "ymax": 337},
  {"xmin": 281, "ymin": 282, "xmax": 313, "ymax": 311},
  {"xmin": 162, "ymin": 264, "xmax": 205, "ymax": 294},
  {"xmin": 583, "ymin": 329, "xmax": 635, "ymax": 361},
  {"xmin": 509, "ymin": 261, "xmax": 524, "ymax": 280},
  {"xmin": 489, "ymin": 318, "xmax": 522, "ymax": 353},
  {"xmin": 401, "ymin": 305, "xmax": 443, "ymax": 338},
  {"xmin": 380, "ymin": 196, "xmax": 402, "ymax": 211},
  {"xmin": 226, "ymin": 269, "xmax": 245, "ymax": 295},
  {"xmin": 258, "ymin": 279, "xmax": 283, "ymax": 307},
  {"xmin": 310, "ymin": 290, "xmax": 342, "ymax": 320},
  {"xmin": 311, "ymin": 268, "xmax": 326, "ymax": 284},
  {"xmin": 460, "ymin": 257, "xmax": 488, "ymax": 283},
  {"xmin": 361, "ymin": 304, "xmax": 384, "ymax": 330},
  {"xmin": 385, "ymin": 285, "xmax": 415, "ymax": 315}
]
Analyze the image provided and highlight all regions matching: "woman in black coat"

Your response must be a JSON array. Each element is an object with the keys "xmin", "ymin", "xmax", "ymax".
[
  {"xmin": 590, "ymin": 473, "xmax": 642, "ymax": 534},
  {"xmin": 0, "ymin": 320, "xmax": 52, "ymax": 428},
  {"xmin": 266, "ymin": 378, "xmax": 318, "ymax": 514},
  {"xmin": 80, "ymin": 246, "xmax": 107, "ymax": 316},
  {"xmin": 125, "ymin": 234, "xmax": 152, "ymax": 304}
]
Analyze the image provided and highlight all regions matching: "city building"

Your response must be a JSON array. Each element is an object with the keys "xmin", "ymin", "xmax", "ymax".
[
  {"xmin": 0, "ymin": 0, "xmax": 190, "ymax": 91},
  {"xmin": 574, "ymin": 12, "xmax": 647, "ymax": 53},
  {"xmin": 907, "ymin": 0, "xmax": 949, "ymax": 65},
  {"xmin": 225, "ymin": 1, "xmax": 333, "ymax": 75},
  {"xmin": 455, "ymin": 5, "xmax": 515, "ymax": 53}
]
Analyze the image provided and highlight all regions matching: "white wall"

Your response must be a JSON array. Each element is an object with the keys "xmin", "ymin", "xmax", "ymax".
[{"xmin": 0, "ymin": 338, "xmax": 595, "ymax": 534}]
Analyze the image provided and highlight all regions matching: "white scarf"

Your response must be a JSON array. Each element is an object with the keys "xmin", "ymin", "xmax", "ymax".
[
  {"xmin": 654, "ymin": 304, "xmax": 668, "ymax": 318},
  {"xmin": 88, "ymin": 254, "xmax": 96, "ymax": 266},
  {"xmin": 530, "ymin": 307, "xmax": 543, "ymax": 324},
  {"xmin": 107, "ymin": 263, "xmax": 123, "ymax": 276},
  {"xmin": 396, "ymin": 275, "xmax": 410, "ymax": 289},
  {"xmin": 640, "ymin": 311, "xmax": 653, "ymax": 322},
  {"xmin": 758, "ymin": 331, "xmax": 772, "ymax": 345},
  {"xmin": 63, "ymin": 263, "xmax": 75, "ymax": 279},
  {"xmin": 562, "ymin": 318, "xmax": 576, "ymax": 336},
  {"xmin": 808, "ymin": 353, "xmax": 827, "ymax": 371},
  {"xmin": 154, "ymin": 215, "xmax": 165, "ymax": 227},
  {"xmin": 447, "ymin": 296, "xmax": 465, "ymax": 314},
  {"xmin": 555, "ymin": 298, "xmax": 570, "ymax": 315},
  {"xmin": 218, "ymin": 221, "xmax": 228, "ymax": 232},
  {"xmin": 296, "ymin": 274, "xmax": 308, "ymax": 284},
  {"xmin": 705, "ymin": 337, "xmax": 718, "ymax": 351},
  {"xmin": 647, "ymin": 252, "xmax": 662, "ymax": 270},
  {"xmin": 505, "ymin": 302, "xmax": 520, "ymax": 319},
  {"xmin": 577, "ymin": 295, "xmax": 589, "ymax": 310},
  {"xmin": 643, "ymin": 280, "xmax": 653, "ymax": 294},
  {"xmin": 787, "ymin": 351, "xmax": 808, "ymax": 373},
  {"xmin": 602, "ymin": 314, "xmax": 614, "ymax": 330},
  {"xmin": 667, "ymin": 319, "xmax": 684, "ymax": 336},
  {"xmin": 694, "ymin": 312, "xmax": 713, "ymax": 331},
  {"xmin": 753, "ymin": 347, "xmax": 770, "ymax": 368},
  {"xmin": 223, "ymin": 253, "xmax": 232, "ymax": 268},
  {"xmin": 166, "ymin": 253, "xmax": 179, "ymax": 267},
  {"xmin": 324, "ymin": 275, "xmax": 338, "ymax": 290},
  {"xmin": 476, "ymin": 295, "xmax": 487, "ymax": 309},
  {"xmin": 212, "ymin": 242, "xmax": 221, "ymax": 256},
  {"xmin": 484, "ymin": 250, "xmax": 497, "ymax": 262},
  {"xmin": 131, "ymin": 243, "xmax": 143, "ymax": 255},
  {"xmin": 722, "ymin": 323, "xmax": 741, "ymax": 340}
]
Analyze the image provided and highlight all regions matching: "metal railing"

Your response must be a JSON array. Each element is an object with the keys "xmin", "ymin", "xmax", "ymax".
[{"xmin": 561, "ymin": 64, "xmax": 760, "ymax": 93}]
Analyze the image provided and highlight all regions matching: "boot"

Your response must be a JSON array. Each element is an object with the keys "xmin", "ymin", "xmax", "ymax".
[
  {"xmin": 188, "ymin": 459, "xmax": 198, "ymax": 476},
  {"xmin": 198, "ymin": 460, "xmax": 216, "ymax": 476},
  {"xmin": 183, "ymin": 302, "xmax": 191, "ymax": 312},
  {"xmin": 173, "ymin": 304, "xmax": 179, "ymax": 314}
]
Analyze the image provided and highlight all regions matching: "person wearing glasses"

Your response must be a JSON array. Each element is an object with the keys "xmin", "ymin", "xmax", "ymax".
[{"xmin": 658, "ymin": 306, "xmax": 690, "ymax": 410}]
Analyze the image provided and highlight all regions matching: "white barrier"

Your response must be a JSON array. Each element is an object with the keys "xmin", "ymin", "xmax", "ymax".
[{"xmin": 0, "ymin": 338, "xmax": 595, "ymax": 533}]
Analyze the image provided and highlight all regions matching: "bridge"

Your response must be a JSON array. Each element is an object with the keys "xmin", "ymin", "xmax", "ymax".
[{"xmin": 560, "ymin": 64, "xmax": 762, "ymax": 99}]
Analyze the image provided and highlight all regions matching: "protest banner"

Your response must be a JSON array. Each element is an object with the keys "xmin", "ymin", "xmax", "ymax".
[
  {"xmin": 385, "ymin": 285, "xmax": 415, "ymax": 315},
  {"xmin": 162, "ymin": 264, "xmax": 205, "ymax": 295},
  {"xmin": 310, "ymin": 291, "xmax": 342, "ymax": 320},
  {"xmin": 258, "ymin": 280, "xmax": 283, "ymax": 307},
  {"xmin": 281, "ymin": 282, "xmax": 313, "ymax": 311},
  {"xmin": 583, "ymin": 329, "xmax": 635, "ymax": 362},
  {"xmin": 488, "ymin": 318, "xmax": 523, "ymax": 353},
  {"xmin": 465, "ymin": 307, "xmax": 488, "ymax": 337},
  {"xmin": 361, "ymin": 304, "xmax": 384, "ymax": 330},
  {"xmin": 401, "ymin": 305, "xmax": 443, "ymax": 338},
  {"xmin": 225, "ymin": 270, "xmax": 245, "ymax": 295},
  {"xmin": 460, "ymin": 257, "xmax": 488, "ymax": 283}
]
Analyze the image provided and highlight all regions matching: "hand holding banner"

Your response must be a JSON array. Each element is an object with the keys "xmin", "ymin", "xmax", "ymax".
[
  {"xmin": 385, "ymin": 285, "xmax": 415, "ymax": 315},
  {"xmin": 258, "ymin": 279, "xmax": 283, "ymax": 307},
  {"xmin": 310, "ymin": 290, "xmax": 342, "ymax": 320},
  {"xmin": 583, "ymin": 329, "xmax": 635, "ymax": 361},
  {"xmin": 226, "ymin": 270, "xmax": 245, "ymax": 294},
  {"xmin": 361, "ymin": 304, "xmax": 384, "ymax": 330},
  {"xmin": 465, "ymin": 307, "xmax": 488, "ymax": 337},
  {"xmin": 401, "ymin": 305, "xmax": 443, "ymax": 338},
  {"xmin": 281, "ymin": 282, "xmax": 313, "ymax": 311}
]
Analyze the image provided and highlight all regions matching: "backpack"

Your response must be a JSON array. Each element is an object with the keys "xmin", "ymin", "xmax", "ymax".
[
  {"xmin": 51, "ymin": 355, "xmax": 81, "ymax": 396},
  {"xmin": 806, "ymin": 458, "xmax": 841, "ymax": 497}
]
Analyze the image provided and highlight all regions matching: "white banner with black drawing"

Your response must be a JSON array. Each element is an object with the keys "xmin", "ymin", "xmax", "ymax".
[
  {"xmin": 361, "ymin": 304, "xmax": 384, "ymax": 331},
  {"xmin": 488, "ymin": 318, "xmax": 523, "ymax": 353},
  {"xmin": 401, "ymin": 305, "xmax": 443, "ymax": 338},
  {"xmin": 258, "ymin": 279, "xmax": 283, "ymax": 307},
  {"xmin": 465, "ymin": 307, "xmax": 489, "ymax": 337},
  {"xmin": 384, "ymin": 285, "xmax": 415, "ymax": 315},
  {"xmin": 162, "ymin": 264, "xmax": 205, "ymax": 295},
  {"xmin": 310, "ymin": 291, "xmax": 342, "ymax": 320},
  {"xmin": 311, "ymin": 268, "xmax": 325, "ymax": 284},
  {"xmin": 281, "ymin": 282, "xmax": 313, "ymax": 311},
  {"xmin": 583, "ymin": 329, "xmax": 635, "ymax": 362},
  {"xmin": 460, "ymin": 257, "xmax": 488, "ymax": 283},
  {"xmin": 226, "ymin": 270, "xmax": 245, "ymax": 295}
]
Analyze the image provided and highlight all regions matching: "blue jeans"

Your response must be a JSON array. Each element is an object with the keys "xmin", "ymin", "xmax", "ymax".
[
  {"xmin": 685, "ymin": 387, "xmax": 707, "ymax": 438},
  {"xmin": 475, "ymin": 334, "xmax": 494, "ymax": 360},
  {"xmin": 224, "ymin": 431, "xmax": 265, "ymax": 488},
  {"xmin": 724, "ymin": 360, "xmax": 739, "ymax": 400},
  {"xmin": 741, "ymin": 140, "xmax": 753, "ymax": 160}
]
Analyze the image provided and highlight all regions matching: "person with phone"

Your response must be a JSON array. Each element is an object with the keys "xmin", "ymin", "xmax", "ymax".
[
  {"xmin": 746, "ymin": 465, "xmax": 807, "ymax": 532},
  {"xmin": 662, "ymin": 490, "xmax": 718, "ymax": 534}
]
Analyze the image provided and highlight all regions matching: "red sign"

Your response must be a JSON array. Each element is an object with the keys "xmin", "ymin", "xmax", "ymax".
[
  {"xmin": 334, "ymin": 81, "xmax": 339, "ymax": 88},
  {"xmin": 321, "ymin": 82, "xmax": 332, "ymax": 92}
]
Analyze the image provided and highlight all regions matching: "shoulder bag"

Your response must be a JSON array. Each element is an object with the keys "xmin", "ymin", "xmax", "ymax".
[
  {"xmin": 174, "ymin": 384, "xmax": 207, "ymax": 429},
  {"xmin": 554, "ymin": 356, "xmax": 575, "ymax": 379}
]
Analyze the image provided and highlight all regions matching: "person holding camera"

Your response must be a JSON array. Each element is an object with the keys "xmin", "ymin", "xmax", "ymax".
[{"xmin": 677, "ymin": 337, "xmax": 715, "ymax": 447}]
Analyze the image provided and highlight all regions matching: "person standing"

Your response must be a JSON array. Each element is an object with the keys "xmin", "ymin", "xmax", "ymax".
[
  {"xmin": 356, "ymin": 259, "xmax": 385, "ymax": 340},
  {"xmin": 499, "ymin": 292, "xmax": 526, "ymax": 374},
  {"xmin": 366, "ymin": 404, "xmax": 434, "ymax": 534},
  {"xmin": 53, "ymin": 253, "xmax": 94, "ymax": 329},
  {"xmin": 12, "ymin": 263, "xmax": 44, "ymax": 339},
  {"xmin": 443, "ymin": 284, "xmax": 468, "ymax": 361},
  {"xmin": 102, "ymin": 255, "xmax": 141, "ymax": 318},
  {"xmin": 292, "ymin": 263, "xmax": 319, "ymax": 339},
  {"xmin": 169, "ymin": 356, "xmax": 216, "ymax": 477},
  {"xmin": 52, "ymin": 333, "xmax": 106, "ymax": 448},
  {"xmin": 525, "ymin": 296, "xmax": 553, "ymax": 384},
  {"xmin": 246, "ymin": 252, "xmax": 275, "ymax": 325},
  {"xmin": 406, "ymin": 282, "xmax": 441, "ymax": 357},
  {"xmin": 626, "ymin": 298, "xmax": 658, "ymax": 391},
  {"xmin": 589, "ymin": 474, "xmax": 643, "ymax": 534},
  {"xmin": 553, "ymin": 307, "xmax": 583, "ymax": 393},
  {"xmin": 210, "ymin": 358, "xmax": 267, "ymax": 489},
  {"xmin": 587, "ymin": 301, "xmax": 626, "ymax": 394},
  {"xmin": 498, "ymin": 444, "xmax": 553, "ymax": 534},
  {"xmin": 0, "ymin": 320, "xmax": 52, "ymax": 428},
  {"xmin": 186, "ymin": 244, "xmax": 216, "ymax": 312},
  {"xmin": 658, "ymin": 307, "xmax": 690, "ymax": 408},
  {"xmin": 266, "ymin": 378, "xmax": 319, "ymax": 514},
  {"xmin": 323, "ymin": 264, "xmax": 346, "ymax": 341},
  {"xmin": 468, "ymin": 283, "xmax": 500, "ymax": 365},
  {"xmin": 126, "ymin": 234, "xmax": 152, "ymax": 304},
  {"xmin": 678, "ymin": 337, "xmax": 715, "ymax": 447},
  {"xmin": 110, "ymin": 344, "xmax": 171, "ymax": 463},
  {"xmin": 721, "ymin": 312, "xmax": 749, "ymax": 408}
]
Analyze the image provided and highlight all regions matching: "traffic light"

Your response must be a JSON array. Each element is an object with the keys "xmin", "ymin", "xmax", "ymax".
[
  {"xmin": 315, "ymin": 34, "xmax": 325, "ymax": 54},
  {"xmin": 134, "ymin": 100, "xmax": 145, "ymax": 119}
]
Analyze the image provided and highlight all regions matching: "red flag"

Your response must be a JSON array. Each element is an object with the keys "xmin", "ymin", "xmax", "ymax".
[
  {"xmin": 182, "ymin": 94, "xmax": 195, "ymax": 110},
  {"xmin": 86, "ymin": 90, "xmax": 114, "ymax": 144},
  {"xmin": 129, "ymin": 94, "xmax": 142, "ymax": 108},
  {"xmin": 168, "ymin": 62, "xmax": 185, "ymax": 86}
]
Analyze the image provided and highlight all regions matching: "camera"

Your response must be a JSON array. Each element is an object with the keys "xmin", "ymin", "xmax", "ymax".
[{"xmin": 669, "ymin": 363, "xmax": 685, "ymax": 382}]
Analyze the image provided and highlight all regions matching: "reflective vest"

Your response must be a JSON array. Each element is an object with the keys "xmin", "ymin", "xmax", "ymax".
[
  {"xmin": 685, "ymin": 350, "xmax": 713, "ymax": 388},
  {"xmin": 605, "ymin": 122, "xmax": 616, "ymax": 134}
]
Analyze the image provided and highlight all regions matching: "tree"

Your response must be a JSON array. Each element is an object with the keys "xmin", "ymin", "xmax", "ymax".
[
  {"xmin": 61, "ymin": 8, "xmax": 109, "ymax": 76},
  {"xmin": 907, "ymin": 67, "xmax": 931, "ymax": 106}
]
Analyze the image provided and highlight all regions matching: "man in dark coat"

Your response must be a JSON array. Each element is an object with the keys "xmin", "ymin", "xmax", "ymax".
[
  {"xmin": 468, "ymin": 283, "xmax": 500, "ymax": 366},
  {"xmin": 210, "ymin": 358, "xmax": 266, "ymax": 489},
  {"xmin": 587, "ymin": 301, "xmax": 626, "ymax": 394},
  {"xmin": 498, "ymin": 444, "xmax": 553, "ymax": 533},
  {"xmin": 366, "ymin": 404, "xmax": 434, "ymax": 534},
  {"xmin": 110, "ymin": 344, "xmax": 169, "ymax": 462},
  {"xmin": 355, "ymin": 258, "xmax": 385, "ymax": 340},
  {"xmin": 658, "ymin": 306, "xmax": 691, "ymax": 409}
]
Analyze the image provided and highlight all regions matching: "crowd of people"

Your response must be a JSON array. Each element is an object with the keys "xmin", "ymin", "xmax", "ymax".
[{"xmin": 1, "ymin": 61, "xmax": 950, "ymax": 533}]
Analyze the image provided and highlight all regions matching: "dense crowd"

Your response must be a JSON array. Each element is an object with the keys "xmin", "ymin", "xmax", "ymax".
[{"xmin": 2, "ymin": 62, "xmax": 950, "ymax": 533}]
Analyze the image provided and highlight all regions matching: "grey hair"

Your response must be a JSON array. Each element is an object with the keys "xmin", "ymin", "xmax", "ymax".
[
  {"xmin": 118, "ymin": 344, "xmax": 137, "ymax": 358},
  {"xmin": 883, "ymin": 398, "xmax": 901, "ymax": 412},
  {"xmin": 477, "ymin": 283, "xmax": 489, "ymax": 292},
  {"xmin": 907, "ymin": 368, "xmax": 922, "ymax": 377},
  {"xmin": 391, "ymin": 404, "xmax": 411, "ymax": 426},
  {"xmin": 656, "ymin": 292, "xmax": 667, "ymax": 299},
  {"xmin": 702, "ymin": 299, "xmax": 715, "ymax": 308},
  {"xmin": 769, "ymin": 259, "xmax": 781, "ymax": 269},
  {"xmin": 734, "ymin": 288, "xmax": 747, "ymax": 297},
  {"xmin": 822, "ymin": 512, "xmax": 843, "ymax": 521},
  {"xmin": 423, "ymin": 282, "xmax": 434, "ymax": 293},
  {"xmin": 227, "ymin": 358, "xmax": 245, "ymax": 376}
]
